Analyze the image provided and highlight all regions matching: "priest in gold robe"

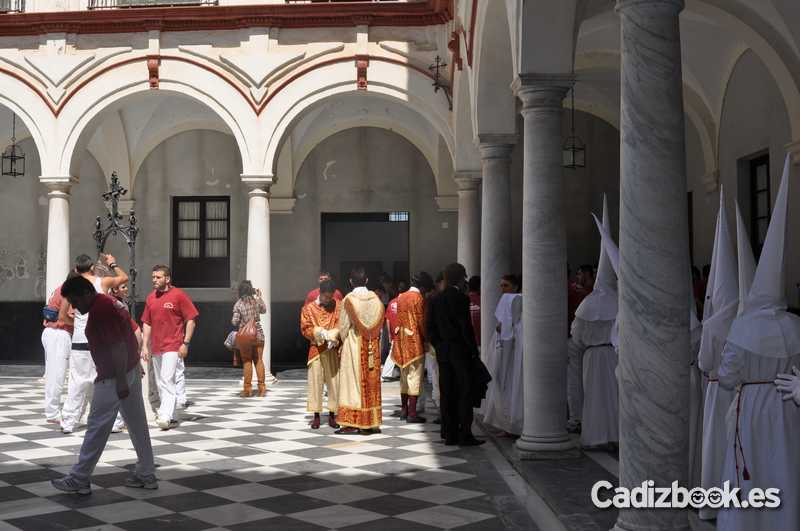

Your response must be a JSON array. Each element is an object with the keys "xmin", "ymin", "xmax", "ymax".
[
  {"xmin": 301, "ymin": 279, "xmax": 341, "ymax": 430},
  {"xmin": 392, "ymin": 271, "xmax": 434, "ymax": 423},
  {"xmin": 335, "ymin": 267, "xmax": 385, "ymax": 435}
]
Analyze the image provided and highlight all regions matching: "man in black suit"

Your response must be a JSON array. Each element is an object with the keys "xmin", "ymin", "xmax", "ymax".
[{"xmin": 426, "ymin": 263, "xmax": 484, "ymax": 446}]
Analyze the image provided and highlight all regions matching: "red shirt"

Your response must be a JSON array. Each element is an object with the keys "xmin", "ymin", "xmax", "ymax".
[
  {"xmin": 141, "ymin": 287, "xmax": 199, "ymax": 354},
  {"xmin": 304, "ymin": 288, "xmax": 343, "ymax": 306},
  {"xmin": 44, "ymin": 284, "xmax": 74, "ymax": 335},
  {"xmin": 85, "ymin": 294, "xmax": 140, "ymax": 382}
]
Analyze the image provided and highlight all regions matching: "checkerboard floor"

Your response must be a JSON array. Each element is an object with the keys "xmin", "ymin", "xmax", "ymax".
[{"xmin": 0, "ymin": 377, "xmax": 536, "ymax": 530}]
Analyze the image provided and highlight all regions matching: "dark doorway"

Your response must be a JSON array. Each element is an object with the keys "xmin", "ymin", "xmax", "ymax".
[{"xmin": 321, "ymin": 212, "xmax": 410, "ymax": 292}]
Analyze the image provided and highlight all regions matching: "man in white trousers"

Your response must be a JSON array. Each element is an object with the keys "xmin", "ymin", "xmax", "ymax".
[
  {"xmin": 52, "ymin": 275, "xmax": 156, "ymax": 494},
  {"xmin": 42, "ymin": 282, "xmax": 73, "ymax": 425},
  {"xmin": 141, "ymin": 265, "xmax": 198, "ymax": 430}
]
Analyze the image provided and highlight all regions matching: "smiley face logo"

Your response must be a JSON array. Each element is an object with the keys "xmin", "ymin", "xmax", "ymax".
[
  {"xmin": 706, "ymin": 488, "xmax": 724, "ymax": 508},
  {"xmin": 689, "ymin": 488, "xmax": 706, "ymax": 508}
]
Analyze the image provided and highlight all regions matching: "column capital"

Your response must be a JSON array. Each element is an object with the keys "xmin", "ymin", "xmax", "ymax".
[
  {"xmin": 454, "ymin": 171, "xmax": 481, "ymax": 191},
  {"xmin": 512, "ymin": 74, "xmax": 573, "ymax": 111},
  {"xmin": 785, "ymin": 139, "xmax": 800, "ymax": 165},
  {"xmin": 474, "ymin": 134, "xmax": 516, "ymax": 159},
  {"xmin": 615, "ymin": 0, "xmax": 684, "ymax": 14},
  {"xmin": 39, "ymin": 175, "xmax": 78, "ymax": 194},
  {"xmin": 241, "ymin": 174, "xmax": 274, "ymax": 195}
]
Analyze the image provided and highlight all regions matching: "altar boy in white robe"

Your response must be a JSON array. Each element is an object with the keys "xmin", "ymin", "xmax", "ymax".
[
  {"xmin": 569, "ymin": 196, "xmax": 619, "ymax": 448},
  {"xmin": 696, "ymin": 188, "xmax": 739, "ymax": 518},
  {"xmin": 716, "ymin": 155, "xmax": 800, "ymax": 531},
  {"xmin": 482, "ymin": 275, "xmax": 523, "ymax": 435}
]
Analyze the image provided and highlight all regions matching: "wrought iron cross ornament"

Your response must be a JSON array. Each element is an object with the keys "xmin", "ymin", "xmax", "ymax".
[
  {"xmin": 429, "ymin": 55, "xmax": 452, "ymax": 110},
  {"xmin": 94, "ymin": 171, "xmax": 139, "ymax": 316}
]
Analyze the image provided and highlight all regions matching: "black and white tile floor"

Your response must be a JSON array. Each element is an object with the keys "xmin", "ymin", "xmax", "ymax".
[{"xmin": 0, "ymin": 377, "xmax": 538, "ymax": 530}]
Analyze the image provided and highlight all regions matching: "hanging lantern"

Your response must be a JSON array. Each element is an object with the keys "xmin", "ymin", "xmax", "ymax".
[
  {"xmin": 562, "ymin": 88, "xmax": 586, "ymax": 169},
  {"xmin": 2, "ymin": 113, "xmax": 25, "ymax": 177}
]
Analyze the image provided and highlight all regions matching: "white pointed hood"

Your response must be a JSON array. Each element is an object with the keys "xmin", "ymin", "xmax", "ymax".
[
  {"xmin": 575, "ymin": 195, "xmax": 618, "ymax": 322},
  {"xmin": 726, "ymin": 154, "xmax": 800, "ymax": 358},
  {"xmin": 590, "ymin": 208, "xmax": 622, "ymax": 346},
  {"xmin": 734, "ymin": 202, "xmax": 756, "ymax": 317},
  {"xmin": 697, "ymin": 187, "xmax": 738, "ymax": 371}
]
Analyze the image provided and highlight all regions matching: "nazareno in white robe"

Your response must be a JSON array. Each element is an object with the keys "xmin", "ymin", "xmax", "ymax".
[
  {"xmin": 482, "ymin": 293, "xmax": 523, "ymax": 435},
  {"xmin": 571, "ymin": 317, "xmax": 618, "ymax": 447},
  {"xmin": 715, "ymin": 342, "xmax": 800, "ymax": 531}
]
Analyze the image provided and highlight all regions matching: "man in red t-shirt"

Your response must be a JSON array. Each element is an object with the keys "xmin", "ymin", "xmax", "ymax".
[
  {"xmin": 141, "ymin": 265, "xmax": 199, "ymax": 430},
  {"xmin": 304, "ymin": 272, "xmax": 344, "ymax": 306},
  {"xmin": 42, "ymin": 281, "xmax": 74, "ymax": 424},
  {"xmin": 52, "ymin": 276, "xmax": 156, "ymax": 495}
]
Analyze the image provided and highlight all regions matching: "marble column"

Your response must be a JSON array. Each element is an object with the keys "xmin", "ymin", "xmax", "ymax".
[
  {"xmin": 615, "ymin": 1, "xmax": 690, "ymax": 530},
  {"xmin": 243, "ymin": 176, "xmax": 274, "ymax": 380},
  {"xmin": 41, "ymin": 177, "xmax": 76, "ymax": 301},
  {"xmin": 454, "ymin": 172, "xmax": 481, "ymax": 278},
  {"xmin": 513, "ymin": 76, "xmax": 575, "ymax": 457},
  {"xmin": 477, "ymin": 136, "xmax": 515, "ymax": 362}
]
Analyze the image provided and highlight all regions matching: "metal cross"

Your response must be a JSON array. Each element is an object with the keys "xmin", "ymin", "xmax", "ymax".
[
  {"xmin": 93, "ymin": 171, "xmax": 140, "ymax": 316},
  {"xmin": 429, "ymin": 55, "xmax": 453, "ymax": 110}
]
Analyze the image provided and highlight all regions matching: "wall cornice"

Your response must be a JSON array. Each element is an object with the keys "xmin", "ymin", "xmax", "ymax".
[{"xmin": 0, "ymin": 0, "xmax": 453, "ymax": 37}]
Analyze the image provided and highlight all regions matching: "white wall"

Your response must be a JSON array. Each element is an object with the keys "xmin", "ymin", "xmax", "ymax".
[
  {"xmin": 272, "ymin": 126, "xmax": 457, "ymax": 302},
  {"xmin": 689, "ymin": 49, "xmax": 799, "ymax": 306}
]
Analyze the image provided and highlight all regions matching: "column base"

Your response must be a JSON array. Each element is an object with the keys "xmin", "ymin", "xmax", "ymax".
[{"xmin": 515, "ymin": 434, "xmax": 579, "ymax": 460}]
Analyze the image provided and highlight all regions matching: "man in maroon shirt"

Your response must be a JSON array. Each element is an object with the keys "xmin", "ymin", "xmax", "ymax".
[
  {"xmin": 141, "ymin": 265, "xmax": 199, "ymax": 430},
  {"xmin": 51, "ymin": 276, "xmax": 156, "ymax": 495}
]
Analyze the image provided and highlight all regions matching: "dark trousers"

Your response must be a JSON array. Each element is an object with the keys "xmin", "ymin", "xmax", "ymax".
[{"xmin": 437, "ymin": 355, "xmax": 473, "ymax": 443}]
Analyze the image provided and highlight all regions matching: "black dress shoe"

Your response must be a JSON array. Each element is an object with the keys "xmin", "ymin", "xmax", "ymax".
[
  {"xmin": 444, "ymin": 438, "xmax": 458, "ymax": 446},
  {"xmin": 335, "ymin": 427, "xmax": 359, "ymax": 435},
  {"xmin": 459, "ymin": 437, "xmax": 485, "ymax": 446},
  {"xmin": 406, "ymin": 415, "xmax": 426, "ymax": 424}
]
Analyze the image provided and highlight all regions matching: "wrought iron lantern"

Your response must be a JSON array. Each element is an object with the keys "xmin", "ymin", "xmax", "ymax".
[
  {"xmin": 2, "ymin": 113, "xmax": 25, "ymax": 177},
  {"xmin": 562, "ymin": 88, "xmax": 586, "ymax": 169}
]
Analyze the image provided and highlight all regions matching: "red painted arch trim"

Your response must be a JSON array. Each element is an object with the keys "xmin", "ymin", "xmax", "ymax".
[
  {"xmin": 260, "ymin": 55, "xmax": 437, "ymax": 113},
  {"xmin": 8, "ymin": 51, "xmax": 443, "ymax": 120},
  {"xmin": 0, "ymin": 66, "xmax": 55, "ymax": 114}
]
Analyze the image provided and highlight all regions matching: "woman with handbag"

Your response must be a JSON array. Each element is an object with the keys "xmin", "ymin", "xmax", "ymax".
[{"xmin": 232, "ymin": 280, "xmax": 267, "ymax": 397}]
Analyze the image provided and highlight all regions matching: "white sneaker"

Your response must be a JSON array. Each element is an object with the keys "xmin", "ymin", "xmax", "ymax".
[{"xmin": 156, "ymin": 417, "xmax": 178, "ymax": 430}]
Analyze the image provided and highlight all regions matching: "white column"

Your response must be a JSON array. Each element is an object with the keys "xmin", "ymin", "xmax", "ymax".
[
  {"xmin": 513, "ymin": 77, "xmax": 575, "ymax": 457},
  {"xmin": 41, "ymin": 177, "xmax": 76, "ymax": 301},
  {"xmin": 454, "ymin": 172, "xmax": 481, "ymax": 278},
  {"xmin": 615, "ymin": 1, "xmax": 690, "ymax": 530},
  {"xmin": 243, "ymin": 176, "xmax": 274, "ymax": 380},
  {"xmin": 477, "ymin": 136, "xmax": 515, "ymax": 361}
]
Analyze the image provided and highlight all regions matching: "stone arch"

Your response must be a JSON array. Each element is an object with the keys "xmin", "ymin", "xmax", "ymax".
[
  {"xmin": 471, "ymin": 0, "xmax": 517, "ymax": 136},
  {"xmin": 574, "ymin": 50, "xmax": 718, "ymax": 175},
  {"xmin": 261, "ymin": 60, "xmax": 453, "ymax": 183},
  {"xmin": 0, "ymin": 72, "xmax": 53, "ymax": 173},
  {"xmin": 55, "ymin": 59, "xmax": 257, "ymax": 177},
  {"xmin": 452, "ymin": 70, "xmax": 481, "ymax": 172}
]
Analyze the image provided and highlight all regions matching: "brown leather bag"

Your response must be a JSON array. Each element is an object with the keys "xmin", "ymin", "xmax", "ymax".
[{"xmin": 236, "ymin": 319, "xmax": 258, "ymax": 351}]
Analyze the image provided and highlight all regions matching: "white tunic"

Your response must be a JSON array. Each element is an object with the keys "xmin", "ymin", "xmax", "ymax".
[
  {"xmin": 482, "ymin": 294, "xmax": 523, "ymax": 435},
  {"xmin": 572, "ymin": 318, "xmax": 618, "ymax": 447},
  {"xmin": 715, "ymin": 343, "xmax": 800, "ymax": 531}
]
